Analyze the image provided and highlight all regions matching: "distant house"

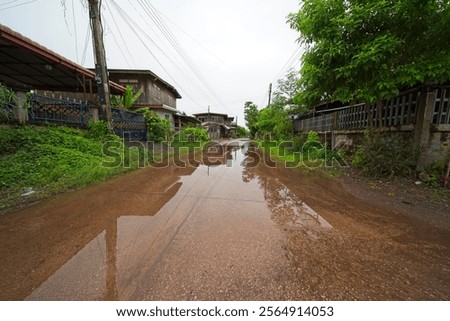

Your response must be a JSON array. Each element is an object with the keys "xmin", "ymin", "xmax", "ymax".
[
  {"xmin": 193, "ymin": 112, "xmax": 236, "ymax": 139},
  {"xmin": 107, "ymin": 69, "xmax": 182, "ymax": 128},
  {"xmin": 173, "ymin": 113, "xmax": 201, "ymax": 132}
]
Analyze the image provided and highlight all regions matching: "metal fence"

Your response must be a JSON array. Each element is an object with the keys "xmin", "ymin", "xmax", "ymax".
[
  {"xmin": 293, "ymin": 87, "xmax": 448, "ymax": 133},
  {"xmin": 0, "ymin": 102, "xmax": 15, "ymax": 123},
  {"xmin": 24, "ymin": 94, "xmax": 148, "ymax": 140},
  {"xmin": 110, "ymin": 107, "xmax": 148, "ymax": 141},
  {"xmin": 433, "ymin": 87, "xmax": 450, "ymax": 125},
  {"xmin": 28, "ymin": 94, "xmax": 91, "ymax": 127}
]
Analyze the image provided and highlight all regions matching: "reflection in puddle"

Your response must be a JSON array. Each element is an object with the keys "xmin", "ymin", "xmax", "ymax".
[
  {"xmin": 26, "ymin": 231, "xmax": 107, "ymax": 300},
  {"xmin": 4, "ymin": 140, "xmax": 331, "ymax": 300},
  {"xmin": 241, "ymin": 144, "xmax": 332, "ymax": 231}
]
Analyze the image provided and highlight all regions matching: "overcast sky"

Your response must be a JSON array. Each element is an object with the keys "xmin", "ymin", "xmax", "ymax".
[{"xmin": 0, "ymin": 0, "xmax": 302, "ymax": 126}]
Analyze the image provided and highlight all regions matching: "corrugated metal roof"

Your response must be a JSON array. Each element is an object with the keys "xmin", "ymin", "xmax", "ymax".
[{"xmin": 0, "ymin": 23, "xmax": 125, "ymax": 94}]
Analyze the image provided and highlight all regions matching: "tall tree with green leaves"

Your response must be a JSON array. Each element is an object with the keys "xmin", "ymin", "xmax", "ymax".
[
  {"xmin": 244, "ymin": 101, "xmax": 259, "ymax": 137},
  {"xmin": 256, "ymin": 104, "xmax": 292, "ymax": 140},
  {"xmin": 272, "ymin": 69, "xmax": 300, "ymax": 107},
  {"xmin": 288, "ymin": 0, "xmax": 450, "ymax": 114}
]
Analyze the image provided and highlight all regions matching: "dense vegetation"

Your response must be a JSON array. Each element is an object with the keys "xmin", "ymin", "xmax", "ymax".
[
  {"xmin": 0, "ymin": 123, "xmax": 145, "ymax": 210},
  {"xmin": 288, "ymin": 0, "xmax": 450, "ymax": 107},
  {"xmin": 243, "ymin": 0, "xmax": 450, "ymax": 180}
]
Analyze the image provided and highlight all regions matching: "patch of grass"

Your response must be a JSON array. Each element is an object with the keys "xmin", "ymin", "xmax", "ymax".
[
  {"xmin": 352, "ymin": 130, "xmax": 419, "ymax": 178},
  {"xmin": 0, "ymin": 125, "xmax": 146, "ymax": 210},
  {"xmin": 257, "ymin": 131, "xmax": 346, "ymax": 172}
]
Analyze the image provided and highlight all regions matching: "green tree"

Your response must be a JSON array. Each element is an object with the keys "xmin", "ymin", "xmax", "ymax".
[
  {"xmin": 256, "ymin": 105, "xmax": 291, "ymax": 140},
  {"xmin": 288, "ymin": 0, "xmax": 450, "ymax": 111},
  {"xmin": 272, "ymin": 69, "xmax": 300, "ymax": 109},
  {"xmin": 138, "ymin": 109, "xmax": 171, "ymax": 142},
  {"xmin": 235, "ymin": 125, "xmax": 249, "ymax": 138},
  {"xmin": 243, "ymin": 101, "xmax": 259, "ymax": 137}
]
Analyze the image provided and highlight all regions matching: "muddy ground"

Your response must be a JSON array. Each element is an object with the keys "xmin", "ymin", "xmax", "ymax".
[{"xmin": 0, "ymin": 140, "xmax": 448, "ymax": 300}]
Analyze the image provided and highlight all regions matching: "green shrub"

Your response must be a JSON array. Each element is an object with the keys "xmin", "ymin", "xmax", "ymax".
[
  {"xmin": 352, "ymin": 130, "xmax": 419, "ymax": 178},
  {"xmin": 137, "ymin": 110, "xmax": 171, "ymax": 142},
  {"xmin": 418, "ymin": 157, "xmax": 450, "ymax": 186},
  {"xmin": 85, "ymin": 120, "xmax": 113, "ymax": 141},
  {"xmin": 173, "ymin": 126, "xmax": 209, "ymax": 143},
  {"xmin": 0, "ymin": 125, "xmax": 146, "ymax": 209},
  {"xmin": 0, "ymin": 83, "xmax": 15, "ymax": 122}
]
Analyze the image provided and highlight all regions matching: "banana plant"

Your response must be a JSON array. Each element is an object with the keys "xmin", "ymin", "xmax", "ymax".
[{"xmin": 111, "ymin": 85, "xmax": 143, "ymax": 110}]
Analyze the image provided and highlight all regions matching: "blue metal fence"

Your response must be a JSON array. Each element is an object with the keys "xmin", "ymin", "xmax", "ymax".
[
  {"xmin": 28, "ymin": 94, "xmax": 91, "ymax": 127},
  {"xmin": 26, "ymin": 94, "xmax": 148, "ymax": 140},
  {"xmin": 0, "ymin": 102, "xmax": 15, "ymax": 123},
  {"xmin": 110, "ymin": 107, "xmax": 148, "ymax": 141}
]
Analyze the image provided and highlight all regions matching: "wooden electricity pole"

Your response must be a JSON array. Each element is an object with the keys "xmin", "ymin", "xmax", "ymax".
[
  {"xmin": 268, "ymin": 83, "xmax": 272, "ymax": 107},
  {"xmin": 88, "ymin": 0, "xmax": 113, "ymax": 130}
]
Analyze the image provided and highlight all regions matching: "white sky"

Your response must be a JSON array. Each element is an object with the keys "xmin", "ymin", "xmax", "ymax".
[{"xmin": 0, "ymin": 0, "xmax": 302, "ymax": 126}]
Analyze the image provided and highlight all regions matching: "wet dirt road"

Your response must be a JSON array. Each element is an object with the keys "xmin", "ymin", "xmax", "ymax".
[{"xmin": 0, "ymin": 140, "xmax": 449, "ymax": 300}]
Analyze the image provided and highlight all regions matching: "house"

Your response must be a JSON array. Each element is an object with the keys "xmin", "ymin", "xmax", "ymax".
[
  {"xmin": 193, "ymin": 112, "xmax": 236, "ymax": 139},
  {"xmin": 107, "ymin": 69, "xmax": 182, "ymax": 128},
  {"xmin": 173, "ymin": 113, "xmax": 201, "ymax": 132}
]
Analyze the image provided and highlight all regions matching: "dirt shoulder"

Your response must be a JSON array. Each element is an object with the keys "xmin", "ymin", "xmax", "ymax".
[{"xmin": 337, "ymin": 167, "xmax": 450, "ymax": 231}]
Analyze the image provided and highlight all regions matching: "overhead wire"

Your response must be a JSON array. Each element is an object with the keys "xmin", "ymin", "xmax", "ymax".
[
  {"xmin": 0, "ymin": 0, "xmax": 36, "ymax": 10},
  {"xmin": 71, "ymin": 0, "xmax": 79, "ymax": 63},
  {"xmin": 129, "ymin": 0, "xmax": 212, "ymax": 101},
  {"xmin": 123, "ymin": 0, "xmax": 227, "ymax": 112},
  {"xmin": 152, "ymin": 4, "xmax": 236, "ymax": 74},
  {"xmin": 0, "ymin": 0, "xmax": 20, "ymax": 6},
  {"xmin": 108, "ymin": 0, "xmax": 205, "ymax": 109},
  {"xmin": 138, "ymin": 0, "xmax": 229, "ymax": 113},
  {"xmin": 80, "ymin": 20, "xmax": 91, "ymax": 66},
  {"xmin": 104, "ymin": 1, "xmax": 132, "ymax": 67},
  {"xmin": 259, "ymin": 45, "xmax": 303, "ymax": 108}
]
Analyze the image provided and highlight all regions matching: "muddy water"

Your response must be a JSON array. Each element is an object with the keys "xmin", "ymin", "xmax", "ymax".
[{"xmin": 0, "ymin": 140, "xmax": 449, "ymax": 300}]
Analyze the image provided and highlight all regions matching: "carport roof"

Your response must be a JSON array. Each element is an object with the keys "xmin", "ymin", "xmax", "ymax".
[{"xmin": 0, "ymin": 23, "xmax": 124, "ymax": 94}]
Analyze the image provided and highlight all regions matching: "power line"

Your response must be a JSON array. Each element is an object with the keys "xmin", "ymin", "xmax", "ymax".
[
  {"xmin": 272, "ymin": 45, "xmax": 302, "ymax": 83},
  {"xmin": 0, "ymin": 0, "xmax": 20, "ymax": 6},
  {"xmin": 108, "ymin": 0, "xmax": 205, "ymax": 109},
  {"xmin": 104, "ymin": 1, "xmax": 132, "ymax": 67},
  {"xmin": 125, "ymin": 0, "xmax": 228, "ymax": 112},
  {"xmin": 0, "ymin": 0, "xmax": 36, "ymax": 11},
  {"xmin": 139, "ymin": 1, "xmax": 211, "ymax": 91},
  {"xmin": 151, "ymin": 3, "xmax": 236, "ymax": 73},
  {"xmin": 71, "ymin": 0, "xmax": 79, "ymax": 63},
  {"xmin": 81, "ymin": 20, "xmax": 91, "ymax": 66}
]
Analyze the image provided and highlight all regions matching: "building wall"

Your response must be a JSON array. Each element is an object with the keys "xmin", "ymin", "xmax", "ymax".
[
  {"xmin": 109, "ymin": 73, "xmax": 177, "ymax": 109},
  {"xmin": 195, "ymin": 113, "xmax": 227, "ymax": 124},
  {"xmin": 152, "ymin": 109, "xmax": 175, "ymax": 129}
]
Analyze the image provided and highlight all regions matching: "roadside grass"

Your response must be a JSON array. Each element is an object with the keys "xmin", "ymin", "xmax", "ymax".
[
  {"xmin": 255, "ymin": 137, "xmax": 346, "ymax": 178},
  {"xmin": 0, "ymin": 125, "xmax": 149, "ymax": 211}
]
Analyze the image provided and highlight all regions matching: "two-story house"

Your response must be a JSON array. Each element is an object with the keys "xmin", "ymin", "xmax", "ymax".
[
  {"xmin": 193, "ymin": 112, "xmax": 236, "ymax": 139},
  {"xmin": 108, "ymin": 69, "xmax": 182, "ymax": 128}
]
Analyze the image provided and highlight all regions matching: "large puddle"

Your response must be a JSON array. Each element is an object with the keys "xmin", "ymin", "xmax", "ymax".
[{"xmin": 0, "ymin": 140, "xmax": 333, "ymax": 300}]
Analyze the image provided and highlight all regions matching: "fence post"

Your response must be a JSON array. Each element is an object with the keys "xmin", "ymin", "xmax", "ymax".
[
  {"xmin": 414, "ymin": 90, "xmax": 436, "ymax": 169},
  {"xmin": 91, "ymin": 106, "xmax": 99, "ymax": 122},
  {"xmin": 15, "ymin": 91, "xmax": 28, "ymax": 125}
]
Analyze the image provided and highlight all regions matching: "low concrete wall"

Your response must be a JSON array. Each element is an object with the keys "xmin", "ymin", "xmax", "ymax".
[{"xmin": 315, "ymin": 125, "xmax": 450, "ymax": 169}]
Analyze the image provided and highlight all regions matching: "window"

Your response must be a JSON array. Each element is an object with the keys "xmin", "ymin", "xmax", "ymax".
[{"xmin": 153, "ymin": 84, "xmax": 161, "ymax": 100}]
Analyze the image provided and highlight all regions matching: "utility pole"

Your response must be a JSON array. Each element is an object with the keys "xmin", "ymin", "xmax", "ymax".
[
  {"xmin": 88, "ymin": 0, "xmax": 113, "ymax": 130},
  {"xmin": 268, "ymin": 83, "xmax": 272, "ymax": 107}
]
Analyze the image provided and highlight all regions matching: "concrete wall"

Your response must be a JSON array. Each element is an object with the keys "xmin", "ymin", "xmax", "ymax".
[{"xmin": 294, "ymin": 87, "xmax": 450, "ymax": 169}]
